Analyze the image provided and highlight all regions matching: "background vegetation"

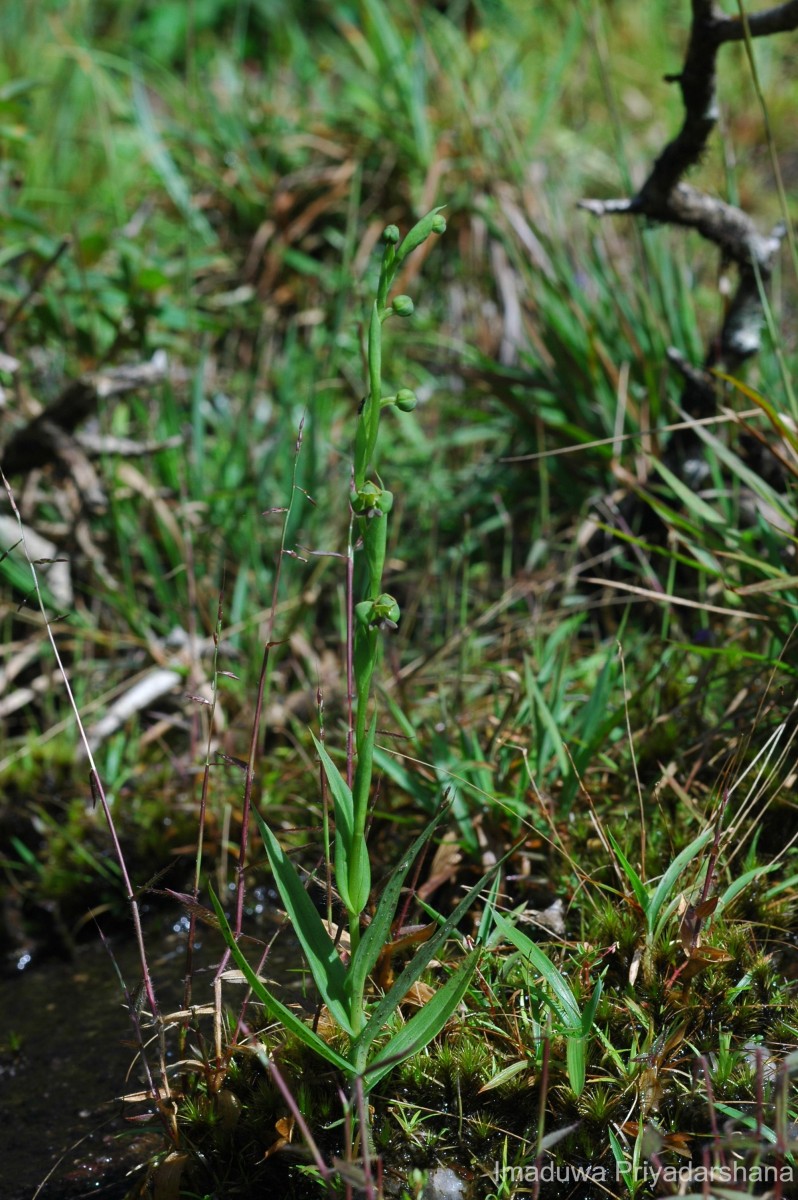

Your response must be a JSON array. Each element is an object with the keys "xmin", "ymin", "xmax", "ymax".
[{"xmin": 1, "ymin": 2, "xmax": 797, "ymax": 1198}]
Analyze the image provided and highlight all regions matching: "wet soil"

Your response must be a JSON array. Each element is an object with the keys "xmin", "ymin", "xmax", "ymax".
[{"xmin": 0, "ymin": 938, "xmax": 154, "ymax": 1200}]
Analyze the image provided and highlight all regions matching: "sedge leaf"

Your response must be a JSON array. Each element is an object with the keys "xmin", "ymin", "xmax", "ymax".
[
  {"xmin": 606, "ymin": 830, "xmax": 649, "ymax": 915},
  {"xmin": 492, "ymin": 911, "xmax": 580, "ymax": 1029},
  {"xmin": 566, "ymin": 1034, "xmax": 587, "ymax": 1097},
  {"xmin": 357, "ymin": 851, "xmax": 508, "ymax": 1052},
  {"xmin": 650, "ymin": 826, "xmax": 713, "ymax": 939}
]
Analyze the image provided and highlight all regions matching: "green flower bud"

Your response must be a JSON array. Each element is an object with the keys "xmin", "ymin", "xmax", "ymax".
[
  {"xmin": 373, "ymin": 592, "xmax": 401, "ymax": 629},
  {"xmin": 395, "ymin": 388, "xmax": 417, "ymax": 412},
  {"xmin": 351, "ymin": 481, "xmax": 393, "ymax": 516},
  {"xmin": 392, "ymin": 295, "xmax": 415, "ymax": 317},
  {"xmin": 431, "ymin": 215, "xmax": 447, "ymax": 234},
  {"xmin": 351, "ymin": 480, "xmax": 382, "ymax": 514},
  {"xmin": 382, "ymin": 224, "xmax": 400, "ymax": 245},
  {"xmin": 354, "ymin": 594, "xmax": 400, "ymax": 631},
  {"xmin": 355, "ymin": 599, "xmax": 376, "ymax": 628}
]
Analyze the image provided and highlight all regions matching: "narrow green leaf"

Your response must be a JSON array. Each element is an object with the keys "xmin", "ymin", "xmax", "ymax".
[
  {"xmin": 561, "ymin": 647, "xmax": 619, "ymax": 809},
  {"xmin": 608, "ymin": 1127, "xmax": 634, "ymax": 1189},
  {"xmin": 580, "ymin": 975, "xmax": 604, "ymax": 1037},
  {"xmin": 349, "ymin": 709, "xmax": 376, "ymax": 920},
  {"xmin": 765, "ymin": 871, "xmax": 798, "ymax": 899},
  {"xmin": 133, "ymin": 80, "xmax": 216, "ymax": 246},
  {"xmin": 716, "ymin": 863, "xmax": 777, "ymax": 915},
  {"xmin": 365, "ymin": 951, "xmax": 479, "ymax": 1088},
  {"xmin": 566, "ymin": 1034, "xmax": 587, "ymax": 1096},
  {"xmin": 311, "ymin": 733, "xmax": 354, "ymax": 831},
  {"xmin": 347, "ymin": 804, "xmax": 450, "ymax": 1005},
  {"xmin": 209, "ymin": 886, "xmax": 351, "ymax": 1073},
  {"xmin": 347, "ymin": 837, "xmax": 371, "ymax": 921},
  {"xmin": 650, "ymin": 827, "xmax": 714, "ymax": 939},
  {"xmin": 477, "ymin": 869, "xmax": 503, "ymax": 947},
  {"xmin": 565, "ymin": 974, "xmax": 605, "ymax": 1098},
  {"xmin": 477, "ymin": 1059, "xmax": 531, "ymax": 1093},
  {"xmin": 650, "ymin": 457, "xmax": 725, "ymax": 527},
  {"xmin": 607, "ymin": 830, "xmax": 649, "ymax": 916},
  {"xmin": 311, "ymin": 732, "xmax": 354, "ymax": 913},
  {"xmin": 357, "ymin": 852, "xmax": 507, "ymax": 1051},
  {"xmin": 491, "ymin": 912, "xmax": 580, "ymax": 1029},
  {"xmin": 352, "ymin": 709, "xmax": 377, "ymax": 837},
  {"xmin": 253, "ymin": 810, "xmax": 354, "ymax": 1036},
  {"xmin": 537, "ymin": 1122, "xmax": 581, "ymax": 1153},
  {"xmin": 523, "ymin": 665, "xmax": 570, "ymax": 779}
]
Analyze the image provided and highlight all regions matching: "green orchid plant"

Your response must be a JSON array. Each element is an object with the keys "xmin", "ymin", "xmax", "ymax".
[{"xmin": 212, "ymin": 208, "xmax": 497, "ymax": 1104}]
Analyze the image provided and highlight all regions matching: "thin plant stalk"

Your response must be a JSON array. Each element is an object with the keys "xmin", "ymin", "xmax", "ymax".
[{"xmin": 223, "ymin": 414, "xmax": 309, "ymax": 959}]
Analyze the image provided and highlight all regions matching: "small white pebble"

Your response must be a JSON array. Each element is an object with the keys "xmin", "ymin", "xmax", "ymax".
[{"xmin": 422, "ymin": 1167, "xmax": 466, "ymax": 1200}]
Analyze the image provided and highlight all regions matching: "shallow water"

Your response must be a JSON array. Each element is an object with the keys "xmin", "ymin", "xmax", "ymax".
[
  {"xmin": 0, "ymin": 937, "xmax": 151, "ymax": 1199},
  {"xmin": 0, "ymin": 907, "xmax": 299, "ymax": 1199}
]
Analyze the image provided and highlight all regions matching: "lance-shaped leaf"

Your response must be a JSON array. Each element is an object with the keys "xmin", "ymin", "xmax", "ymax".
[
  {"xmin": 356, "ymin": 852, "xmax": 507, "ymax": 1054},
  {"xmin": 493, "ymin": 911, "xmax": 603, "ymax": 1097},
  {"xmin": 716, "ymin": 863, "xmax": 777, "ymax": 916},
  {"xmin": 648, "ymin": 826, "xmax": 713, "ymax": 939},
  {"xmin": 606, "ymin": 830, "xmax": 649, "ymax": 915},
  {"xmin": 348, "ymin": 711, "xmax": 377, "ymax": 915},
  {"xmin": 209, "ymin": 886, "xmax": 352, "ymax": 1073},
  {"xmin": 347, "ymin": 803, "xmax": 451, "ymax": 1006},
  {"xmin": 492, "ymin": 912, "xmax": 580, "ymax": 1028},
  {"xmin": 567, "ymin": 976, "xmax": 605, "ymax": 1096},
  {"xmin": 253, "ymin": 809, "xmax": 354, "ymax": 1036},
  {"xmin": 365, "ymin": 950, "xmax": 480, "ymax": 1089},
  {"xmin": 311, "ymin": 732, "xmax": 355, "ymax": 914}
]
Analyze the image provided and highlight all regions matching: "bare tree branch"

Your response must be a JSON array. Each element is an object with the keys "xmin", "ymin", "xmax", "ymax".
[
  {"xmin": 714, "ymin": 1, "xmax": 798, "ymax": 42},
  {"xmin": 578, "ymin": 2, "xmax": 796, "ymax": 574},
  {"xmin": 580, "ymin": 1, "xmax": 794, "ymax": 371}
]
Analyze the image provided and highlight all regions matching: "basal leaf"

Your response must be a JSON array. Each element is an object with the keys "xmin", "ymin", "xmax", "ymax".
[
  {"xmin": 365, "ymin": 950, "xmax": 479, "ymax": 1089},
  {"xmin": 209, "ymin": 886, "xmax": 351, "ymax": 1073},
  {"xmin": 716, "ymin": 863, "xmax": 777, "ymax": 916},
  {"xmin": 357, "ymin": 852, "xmax": 507, "ymax": 1052},
  {"xmin": 607, "ymin": 830, "xmax": 649, "ymax": 915},
  {"xmin": 347, "ymin": 804, "xmax": 450, "ymax": 1005},
  {"xmin": 254, "ymin": 809, "xmax": 354, "ymax": 1036},
  {"xmin": 650, "ymin": 827, "xmax": 713, "ymax": 939},
  {"xmin": 566, "ymin": 1034, "xmax": 587, "ymax": 1097},
  {"xmin": 580, "ymin": 975, "xmax": 604, "ymax": 1036}
]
